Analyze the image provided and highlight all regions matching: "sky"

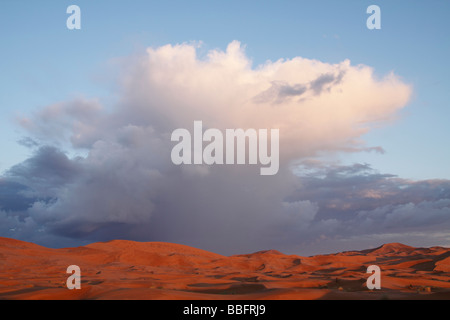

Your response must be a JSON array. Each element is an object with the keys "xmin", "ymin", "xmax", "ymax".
[{"xmin": 0, "ymin": 0, "xmax": 449, "ymax": 256}]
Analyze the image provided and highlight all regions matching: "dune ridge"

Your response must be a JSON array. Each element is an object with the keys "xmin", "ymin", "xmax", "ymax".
[{"xmin": 0, "ymin": 237, "xmax": 449, "ymax": 300}]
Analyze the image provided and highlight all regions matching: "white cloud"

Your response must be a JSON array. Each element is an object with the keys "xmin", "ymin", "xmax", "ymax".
[{"xmin": 0, "ymin": 41, "xmax": 419, "ymax": 254}]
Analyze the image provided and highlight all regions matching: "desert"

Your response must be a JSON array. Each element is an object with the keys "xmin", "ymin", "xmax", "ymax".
[{"xmin": 0, "ymin": 237, "xmax": 449, "ymax": 300}]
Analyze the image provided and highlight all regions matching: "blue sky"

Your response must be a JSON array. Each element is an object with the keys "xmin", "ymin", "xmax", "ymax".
[
  {"xmin": 1, "ymin": 1, "xmax": 450, "ymax": 254},
  {"xmin": 1, "ymin": 0, "xmax": 449, "ymax": 180}
]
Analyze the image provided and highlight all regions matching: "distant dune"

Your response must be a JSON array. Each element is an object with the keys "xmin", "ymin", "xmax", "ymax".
[{"xmin": 1, "ymin": 237, "xmax": 450, "ymax": 300}]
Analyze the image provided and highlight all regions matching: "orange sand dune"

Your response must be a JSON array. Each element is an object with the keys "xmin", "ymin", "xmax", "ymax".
[{"xmin": 0, "ymin": 237, "xmax": 449, "ymax": 300}]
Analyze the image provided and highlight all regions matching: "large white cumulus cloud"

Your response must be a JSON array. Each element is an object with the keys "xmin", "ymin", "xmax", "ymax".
[
  {"xmin": 0, "ymin": 41, "xmax": 426, "ymax": 255},
  {"xmin": 21, "ymin": 41, "xmax": 412, "ymax": 161}
]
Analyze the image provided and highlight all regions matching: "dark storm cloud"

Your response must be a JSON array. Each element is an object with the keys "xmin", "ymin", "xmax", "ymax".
[
  {"xmin": 0, "ymin": 41, "xmax": 425, "ymax": 255},
  {"xmin": 0, "ymin": 180, "xmax": 35, "ymax": 212},
  {"xmin": 4, "ymin": 148, "xmax": 450, "ymax": 255},
  {"xmin": 5, "ymin": 146, "xmax": 82, "ymax": 199},
  {"xmin": 284, "ymin": 162, "xmax": 450, "ymax": 240}
]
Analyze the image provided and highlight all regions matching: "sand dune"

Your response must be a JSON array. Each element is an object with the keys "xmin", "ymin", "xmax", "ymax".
[{"xmin": 0, "ymin": 237, "xmax": 449, "ymax": 300}]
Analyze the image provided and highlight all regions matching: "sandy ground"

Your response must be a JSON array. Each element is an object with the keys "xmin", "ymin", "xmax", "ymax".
[{"xmin": 0, "ymin": 237, "xmax": 449, "ymax": 300}]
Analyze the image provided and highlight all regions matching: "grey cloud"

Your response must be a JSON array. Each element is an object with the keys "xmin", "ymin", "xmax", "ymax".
[
  {"xmin": 17, "ymin": 137, "xmax": 39, "ymax": 149},
  {"xmin": 0, "ymin": 180, "xmax": 35, "ymax": 212},
  {"xmin": 277, "ymin": 162, "xmax": 450, "ymax": 253},
  {"xmin": 290, "ymin": 162, "xmax": 450, "ymax": 221},
  {"xmin": 254, "ymin": 70, "xmax": 346, "ymax": 105},
  {"xmin": 19, "ymin": 98, "xmax": 104, "ymax": 149},
  {"xmin": 0, "ymin": 42, "xmax": 425, "ymax": 255},
  {"xmin": 5, "ymin": 146, "xmax": 82, "ymax": 199},
  {"xmin": 3, "ymin": 145, "xmax": 450, "ymax": 255},
  {"xmin": 278, "ymin": 83, "xmax": 308, "ymax": 98},
  {"xmin": 253, "ymin": 81, "xmax": 307, "ymax": 104},
  {"xmin": 310, "ymin": 71, "xmax": 345, "ymax": 95},
  {"xmin": 356, "ymin": 199, "xmax": 450, "ymax": 230}
]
